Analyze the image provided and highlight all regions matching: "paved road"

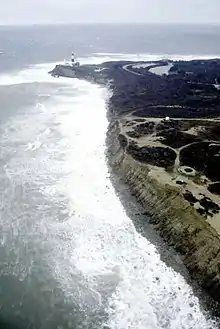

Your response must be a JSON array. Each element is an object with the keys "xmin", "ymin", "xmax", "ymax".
[
  {"xmin": 122, "ymin": 64, "xmax": 147, "ymax": 76},
  {"xmin": 122, "ymin": 62, "xmax": 169, "ymax": 77}
]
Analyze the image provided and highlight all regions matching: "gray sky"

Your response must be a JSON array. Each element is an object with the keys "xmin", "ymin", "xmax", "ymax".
[{"xmin": 1, "ymin": 0, "xmax": 220, "ymax": 25}]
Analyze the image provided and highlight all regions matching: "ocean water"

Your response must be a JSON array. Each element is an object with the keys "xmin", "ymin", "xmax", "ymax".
[{"xmin": 0, "ymin": 24, "xmax": 220, "ymax": 329}]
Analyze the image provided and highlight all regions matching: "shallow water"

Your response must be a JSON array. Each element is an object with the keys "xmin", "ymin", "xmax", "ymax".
[{"xmin": 150, "ymin": 63, "xmax": 173, "ymax": 75}]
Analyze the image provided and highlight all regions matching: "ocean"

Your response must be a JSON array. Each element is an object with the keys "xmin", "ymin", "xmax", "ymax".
[{"xmin": 0, "ymin": 24, "xmax": 220, "ymax": 329}]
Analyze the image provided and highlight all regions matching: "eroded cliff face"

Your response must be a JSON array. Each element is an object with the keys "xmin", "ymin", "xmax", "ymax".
[
  {"xmin": 107, "ymin": 119, "xmax": 220, "ymax": 302},
  {"xmin": 49, "ymin": 59, "xmax": 220, "ymax": 302}
]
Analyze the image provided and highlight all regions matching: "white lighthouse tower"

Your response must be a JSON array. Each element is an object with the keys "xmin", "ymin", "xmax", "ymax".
[
  {"xmin": 71, "ymin": 52, "xmax": 80, "ymax": 67},
  {"xmin": 71, "ymin": 52, "xmax": 75, "ymax": 66}
]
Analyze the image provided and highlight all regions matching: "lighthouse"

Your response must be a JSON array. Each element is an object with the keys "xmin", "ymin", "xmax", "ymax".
[
  {"xmin": 71, "ymin": 52, "xmax": 75, "ymax": 66},
  {"xmin": 71, "ymin": 52, "xmax": 80, "ymax": 67}
]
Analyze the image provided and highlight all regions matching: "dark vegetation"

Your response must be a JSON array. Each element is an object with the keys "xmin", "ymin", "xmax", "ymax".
[
  {"xmin": 170, "ymin": 59, "xmax": 220, "ymax": 85},
  {"xmin": 51, "ymin": 59, "xmax": 220, "ymax": 189},
  {"xmin": 208, "ymin": 183, "xmax": 220, "ymax": 196},
  {"xmin": 180, "ymin": 142, "xmax": 220, "ymax": 182},
  {"xmin": 107, "ymin": 59, "xmax": 220, "ymax": 189},
  {"xmin": 156, "ymin": 129, "xmax": 202, "ymax": 149},
  {"xmin": 127, "ymin": 142, "xmax": 177, "ymax": 168},
  {"xmin": 183, "ymin": 191, "xmax": 220, "ymax": 217},
  {"xmin": 108, "ymin": 60, "xmax": 220, "ymax": 118},
  {"xmin": 126, "ymin": 122, "xmax": 155, "ymax": 138}
]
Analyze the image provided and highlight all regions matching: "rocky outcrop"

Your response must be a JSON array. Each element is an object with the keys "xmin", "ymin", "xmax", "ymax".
[{"xmin": 107, "ymin": 119, "xmax": 220, "ymax": 303}]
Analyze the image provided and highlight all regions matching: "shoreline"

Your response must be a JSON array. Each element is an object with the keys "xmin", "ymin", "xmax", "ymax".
[
  {"xmin": 107, "ymin": 152, "xmax": 220, "ymax": 319},
  {"xmin": 49, "ymin": 58, "xmax": 220, "ymax": 304},
  {"xmin": 106, "ymin": 116, "xmax": 220, "ymax": 304}
]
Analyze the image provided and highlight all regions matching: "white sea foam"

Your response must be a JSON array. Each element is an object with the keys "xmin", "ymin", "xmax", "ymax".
[
  {"xmin": 93, "ymin": 52, "xmax": 220, "ymax": 62},
  {"xmin": 0, "ymin": 62, "xmax": 73, "ymax": 86},
  {"xmin": 0, "ymin": 52, "xmax": 219, "ymax": 86},
  {"xmin": 0, "ymin": 56, "xmax": 219, "ymax": 328}
]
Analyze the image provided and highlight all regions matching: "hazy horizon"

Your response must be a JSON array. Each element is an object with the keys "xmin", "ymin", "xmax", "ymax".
[
  {"xmin": 1, "ymin": 0, "xmax": 219, "ymax": 25},
  {"xmin": 1, "ymin": 22, "xmax": 220, "ymax": 27}
]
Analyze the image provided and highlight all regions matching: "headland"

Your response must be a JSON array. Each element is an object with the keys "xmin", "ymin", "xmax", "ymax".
[{"xmin": 49, "ymin": 58, "xmax": 220, "ymax": 302}]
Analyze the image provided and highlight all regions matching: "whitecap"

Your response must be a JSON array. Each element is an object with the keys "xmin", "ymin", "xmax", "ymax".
[{"xmin": 0, "ymin": 56, "xmax": 218, "ymax": 329}]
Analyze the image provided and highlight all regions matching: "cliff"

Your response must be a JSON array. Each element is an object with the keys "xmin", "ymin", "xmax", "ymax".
[
  {"xmin": 107, "ymin": 119, "xmax": 220, "ymax": 302},
  {"xmin": 49, "ymin": 58, "xmax": 220, "ymax": 302}
]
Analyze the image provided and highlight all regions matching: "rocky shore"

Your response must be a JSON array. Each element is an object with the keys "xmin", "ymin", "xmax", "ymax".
[{"xmin": 50, "ymin": 58, "xmax": 220, "ymax": 303}]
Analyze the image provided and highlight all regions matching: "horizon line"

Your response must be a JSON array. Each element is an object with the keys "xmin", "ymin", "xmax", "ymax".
[{"xmin": 0, "ymin": 22, "xmax": 220, "ymax": 27}]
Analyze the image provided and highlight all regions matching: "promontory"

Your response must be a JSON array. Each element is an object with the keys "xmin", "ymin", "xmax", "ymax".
[{"xmin": 49, "ymin": 58, "xmax": 220, "ymax": 303}]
